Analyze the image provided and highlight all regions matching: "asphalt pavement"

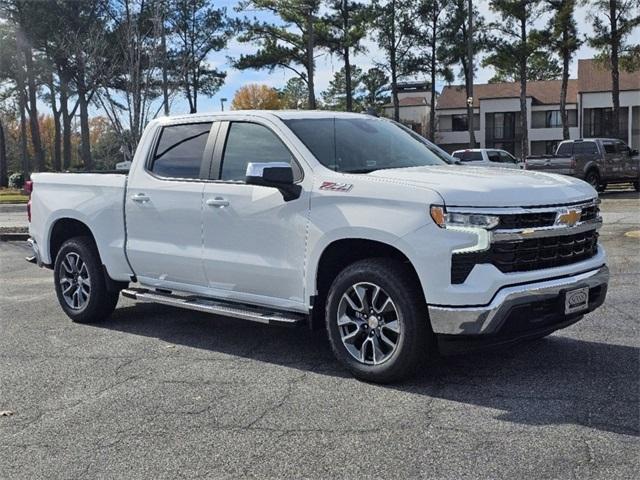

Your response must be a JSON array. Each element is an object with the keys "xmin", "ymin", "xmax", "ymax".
[{"xmin": 0, "ymin": 191, "xmax": 638, "ymax": 479}]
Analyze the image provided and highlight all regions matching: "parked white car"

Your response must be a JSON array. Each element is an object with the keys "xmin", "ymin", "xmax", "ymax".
[
  {"xmin": 26, "ymin": 111, "xmax": 608, "ymax": 383},
  {"xmin": 452, "ymin": 148, "xmax": 523, "ymax": 169}
]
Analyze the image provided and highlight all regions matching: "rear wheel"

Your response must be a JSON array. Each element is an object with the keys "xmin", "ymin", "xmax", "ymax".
[
  {"xmin": 53, "ymin": 237, "xmax": 120, "ymax": 323},
  {"xmin": 325, "ymin": 258, "xmax": 432, "ymax": 383}
]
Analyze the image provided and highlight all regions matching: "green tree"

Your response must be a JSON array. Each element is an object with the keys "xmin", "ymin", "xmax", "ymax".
[
  {"xmin": 279, "ymin": 77, "xmax": 309, "ymax": 109},
  {"xmin": 360, "ymin": 67, "xmax": 389, "ymax": 112},
  {"xmin": 587, "ymin": 0, "xmax": 640, "ymax": 139},
  {"xmin": 486, "ymin": 50, "xmax": 562, "ymax": 82},
  {"xmin": 372, "ymin": 0, "xmax": 421, "ymax": 121},
  {"xmin": 440, "ymin": 0, "xmax": 488, "ymax": 147},
  {"xmin": 321, "ymin": 65, "xmax": 364, "ymax": 110},
  {"xmin": 546, "ymin": 0, "xmax": 581, "ymax": 140},
  {"xmin": 167, "ymin": 0, "xmax": 234, "ymax": 113},
  {"xmin": 235, "ymin": 1, "xmax": 323, "ymax": 109},
  {"xmin": 321, "ymin": 1, "xmax": 370, "ymax": 111},
  {"xmin": 415, "ymin": 0, "xmax": 453, "ymax": 141},
  {"xmin": 485, "ymin": 0, "xmax": 545, "ymax": 158}
]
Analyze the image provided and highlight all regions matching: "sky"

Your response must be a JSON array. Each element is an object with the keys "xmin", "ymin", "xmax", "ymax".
[{"xmin": 175, "ymin": 0, "xmax": 608, "ymax": 115}]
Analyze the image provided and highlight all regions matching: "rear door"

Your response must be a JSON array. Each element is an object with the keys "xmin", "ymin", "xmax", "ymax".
[
  {"xmin": 125, "ymin": 121, "xmax": 218, "ymax": 288},
  {"xmin": 201, "ymin": 119, "xmax": 310, "ymax": 310}
]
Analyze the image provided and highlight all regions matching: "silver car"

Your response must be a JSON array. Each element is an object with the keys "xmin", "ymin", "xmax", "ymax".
[{"xmin": 451, "ymin": 148, "xmax": 523, "ymax": 169}]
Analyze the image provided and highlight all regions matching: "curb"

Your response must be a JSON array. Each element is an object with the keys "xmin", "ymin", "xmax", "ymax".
[
  {"xmin": 0, "ymin": 204, "xmax": 27, "ymax": 213},
  {"xmin": 0, "ymin": 233, "xmax": 29, "ymax": 241}
]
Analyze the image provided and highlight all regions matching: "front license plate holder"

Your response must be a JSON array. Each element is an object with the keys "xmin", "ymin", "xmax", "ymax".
[{"xmin": 564, "ymin": 286, "xmax": 590, "ymax": 315}]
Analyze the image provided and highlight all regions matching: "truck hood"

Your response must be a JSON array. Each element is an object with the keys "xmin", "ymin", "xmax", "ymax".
[{"xmin": 367, "ymin": 165, "xmax": 596, "ymax": 207}]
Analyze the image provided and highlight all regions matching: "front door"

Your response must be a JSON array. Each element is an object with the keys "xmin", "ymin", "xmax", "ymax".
[
  {"xmin": 125, "ymin": 121, "xmax": 216, "ymax": 288},
  {"xmin": 202, "ymin": 121, "xmax": 310, "ymax": 310}
]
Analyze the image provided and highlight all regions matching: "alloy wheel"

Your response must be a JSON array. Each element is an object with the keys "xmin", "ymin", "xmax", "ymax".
[
  {"xmin": 59, "ymin": 252, "xmax": 91, "ymax": 310},
  {"xmin": 337, "ymin": 282, "xmax": 401, "ymax": 365}
]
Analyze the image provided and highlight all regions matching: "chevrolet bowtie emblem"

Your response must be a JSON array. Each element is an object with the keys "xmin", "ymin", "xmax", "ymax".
[{"xmin": 556, "ymin": 209, "xmax": 582, "ymax": 227}]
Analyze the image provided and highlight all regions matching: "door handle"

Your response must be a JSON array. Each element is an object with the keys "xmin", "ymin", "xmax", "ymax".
[
  {"xmin": 206, "ymin": 197, "xmax": 230, "ymax": 208},
  {"xmin": 131, "ymin": 193, "xmax": 150, "ymax": 203}
]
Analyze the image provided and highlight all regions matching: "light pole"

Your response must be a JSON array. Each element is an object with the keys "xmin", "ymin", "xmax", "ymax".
[{"xmin": 220, "ymin": 98, "xmax": 227, "ymax": 112}]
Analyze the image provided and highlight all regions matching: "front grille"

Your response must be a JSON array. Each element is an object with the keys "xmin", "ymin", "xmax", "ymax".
[
  {"xmin": 498, "ymin": 212, "xmax": 557, "ymax": 229},
  {"xmin": 451, "ymin": 230, "xmax": 599, "ymax": 284},
  {"xmin": 497, "ymin": 202, "xmax": 599, "ymax": 230}
]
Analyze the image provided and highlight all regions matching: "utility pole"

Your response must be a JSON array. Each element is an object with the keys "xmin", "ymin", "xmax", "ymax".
[
  {"xmin": 467, "ymin": 0, "xmax": 476, "ymax": 148},
  {"xmin": 220, "ymin": 98, "xmax": 227, "ymax": 111}
]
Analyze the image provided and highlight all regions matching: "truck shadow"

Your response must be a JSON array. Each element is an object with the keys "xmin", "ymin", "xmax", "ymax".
[{"xmin": 101, "ymin": 302, "xmax": 639, "ymax": 437}]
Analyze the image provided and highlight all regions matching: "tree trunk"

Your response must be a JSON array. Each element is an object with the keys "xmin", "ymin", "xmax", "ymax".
[
  {"xmin": 429, "ymin": 10, "xmax": 437, "ymax": 141},
  {"xmin": 48, "ymin": 74, "xmax": 62, "ymax": 171},
  {"xmin": 344, "ymin": 46, "xmax": 353, "ymax": 112},
  {"xmin": 391, "ymin": 59, "xmax": 399, "ymax": 122},
  {"xmin": 343, "ymin": 3, "xmax": 353, "ymax": 112},
  {"xmin": 609, "ymin": 0, "xmax": 620, "ymax": 139},
  {"xmin": 306, "ymin": 12, "xmax": 316, "ymax": 110},
  {"xmin": 0, "ymin": 119, "xmax": 7, "ymax": 187},
  {"xmin": 161, "ymin": 9, "xmax": 170, "ymax": 116},
  {"xmin": 466, "ymin": 0, "xmax": 476, "ymax": 148},
  {"xmin": 560, "ymin": 42, "xmax": 570, "ymax": 140},
  {"xmin": 59, "ymin": 74, "xmax": 72, "ymax": 170},
  {"xmin": 519, "ymin": 16, "xmax": 529, "ymax": 159},
  {"xmin": 20, "ymin": 33, "xmax": 45, "ymax": 171},
  {"xmin": 15, "ymin": 34, "xmax": 30, "ymax": 177},
  {"xmin": 78, "ymin": 91, "xmax": 92, "ymax": 170}
]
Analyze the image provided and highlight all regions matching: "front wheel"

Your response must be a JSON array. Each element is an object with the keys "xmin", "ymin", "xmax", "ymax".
[
  {"xmin": 585, "ymin": 170, "xmax": 601, "ymax": 190},
  {"xmin": 53, "ymin": 237, "xmax": 120, "ymax": 323},
  {"xmin": 325, "ymin": 258, "xmax": 432, "ymax": 383}
]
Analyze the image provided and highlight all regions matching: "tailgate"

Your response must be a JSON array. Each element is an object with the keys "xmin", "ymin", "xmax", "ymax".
[{"xmin": 525, "ymin": 156, "xmax": 575, "ymax": 175}]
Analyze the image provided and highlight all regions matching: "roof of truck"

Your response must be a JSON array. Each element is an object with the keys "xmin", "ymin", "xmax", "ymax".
[{"xmin": 154, "ymin": 110, "xmax": 378, "ymax": 123}]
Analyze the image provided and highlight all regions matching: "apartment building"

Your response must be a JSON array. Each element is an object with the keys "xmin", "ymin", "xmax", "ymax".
[
  {"xmin": 435, "ymin": 59, "xmax": 640, "ymax": 157},
  {"xmin": 382, "ymin": 82, "xmax": 432, "ymax": 136}
]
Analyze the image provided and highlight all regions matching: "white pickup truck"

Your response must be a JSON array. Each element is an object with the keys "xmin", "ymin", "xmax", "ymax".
[{"xmin": 27, "ymin": 111, "xmax": 609, "ymax": 383}]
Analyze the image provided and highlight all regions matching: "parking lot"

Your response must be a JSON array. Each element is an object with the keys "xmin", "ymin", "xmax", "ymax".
[{"xmin": 1, "ymin": 190, "xmax": 638, "ymax": 479}]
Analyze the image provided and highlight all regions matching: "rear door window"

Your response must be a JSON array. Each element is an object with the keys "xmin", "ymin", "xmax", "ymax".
[
  {"xmin": 150, "ymin": 123, "xmax": 212, "ymax": 179},
  {"xmin": 574, "ymin": 142, "xmax": 598, "ymax": 155},
  {"xmin": 499, "ymin": 151, "xmax": 517, "ymax": 163},
  {"xmin": 487, "ymin": 151, "xmax": 501, "ymax": 162},
  {"xmin": 459, "ymin": 151, "xmax": 483, "ymax": 161},
  {"xmin": 556, "ymin": 142, "xmax": 573, "ymax": 156}
]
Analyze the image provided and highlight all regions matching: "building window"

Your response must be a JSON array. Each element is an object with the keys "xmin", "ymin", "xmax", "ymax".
[
  {"xmin": 583, "ymin": 107, "xmax": 629, "ymax": 142},
  {"xmin": 450, "ymin": 114, "xmax": 479, "ymax": 132},
  {"xmin": 532, "ymin": 110, "xmax": 577, "ymax": 128}
]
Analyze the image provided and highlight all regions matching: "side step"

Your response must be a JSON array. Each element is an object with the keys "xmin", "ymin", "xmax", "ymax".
[{"xmin": 121, "ymin": 288, "xmax": 307, "ymax": 327}]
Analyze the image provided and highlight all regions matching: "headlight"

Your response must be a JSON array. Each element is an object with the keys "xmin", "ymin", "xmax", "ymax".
[{"xmin": 430, "ymin": 206, "xmax": 499, "ymax": 230}]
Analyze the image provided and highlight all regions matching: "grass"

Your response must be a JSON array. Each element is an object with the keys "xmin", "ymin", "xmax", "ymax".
[{"xmin": 0, "ymin": 189, "xmax": 29, "ymax": 204}]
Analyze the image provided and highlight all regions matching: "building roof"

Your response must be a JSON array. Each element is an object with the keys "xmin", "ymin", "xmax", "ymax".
[
  {"xmin": 437, "ymin": 79, "xmax": 578, "ymax": 110},
  {"xmin": 383, "ymin": 96, "xmax": 430, "ymax": 108},
  {"xmin": 577, "ymin": 58, "xmax": 640, "ymax": 93}
]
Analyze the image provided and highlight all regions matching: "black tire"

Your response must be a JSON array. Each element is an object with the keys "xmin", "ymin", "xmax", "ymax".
[
  {"xmin": 634, "ymin": 181, "xmax": 639, "ymax": 192},
  {"xmin": 53, "ymin": 236, "xmax": 120, "ymax": 323},
  {"xmin": 596, "ymin": 182, "xmax": 607, "ymax": 193},
  {"xmin": 325, "ymin": 258, "xmax": 432, "ymax": 383},
  {"xmin": 585, "ymin": 170, "xmax": 600, "ymax": 190}
]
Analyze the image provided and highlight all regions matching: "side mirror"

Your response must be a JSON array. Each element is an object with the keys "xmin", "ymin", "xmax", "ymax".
[{"xmin": 246, "ymin": 162, "xmax": 301, "ymax": 201}]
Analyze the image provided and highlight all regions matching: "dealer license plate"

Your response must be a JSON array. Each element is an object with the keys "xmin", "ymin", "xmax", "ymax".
[{"xmin": 564, "ymin": 287, "xmax": 589, "ymax": 314}]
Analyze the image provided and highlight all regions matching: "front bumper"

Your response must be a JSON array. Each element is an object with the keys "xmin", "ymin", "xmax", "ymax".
[{"xmin": 428, "ymin": 265, "xmax": 609, "ymax": 336}]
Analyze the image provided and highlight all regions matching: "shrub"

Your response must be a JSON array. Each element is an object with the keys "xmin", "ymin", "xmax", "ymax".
[{"xmin": 8, "ymin": 172, "xmax": 25, "ymax": 189}]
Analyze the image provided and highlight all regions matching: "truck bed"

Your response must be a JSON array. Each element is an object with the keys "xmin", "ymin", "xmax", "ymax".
[{"xmin": 28, "ymin": 172, "xmax": 132, "ymax": 281}]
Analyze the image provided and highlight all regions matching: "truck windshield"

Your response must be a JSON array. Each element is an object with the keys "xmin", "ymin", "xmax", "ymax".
[{"xmin": 283, "ymin": 117, "xmax": 448, "ymax": 173}]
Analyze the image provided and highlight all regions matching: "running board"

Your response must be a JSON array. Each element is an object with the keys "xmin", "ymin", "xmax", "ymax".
[{"xmin": 121, "ymin": 288, "xmax": 306, "ymax": 327}]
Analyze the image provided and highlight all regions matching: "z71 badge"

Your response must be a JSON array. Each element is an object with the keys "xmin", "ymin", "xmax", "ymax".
[{"xmin": 320, "ymin": 181, "xmax": 353, "ymax": 192}]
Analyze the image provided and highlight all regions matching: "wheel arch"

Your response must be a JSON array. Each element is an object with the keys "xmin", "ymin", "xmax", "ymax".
[{"xmin": 310, "ymin": 236, "xmax": 425, "ymax": 329}]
